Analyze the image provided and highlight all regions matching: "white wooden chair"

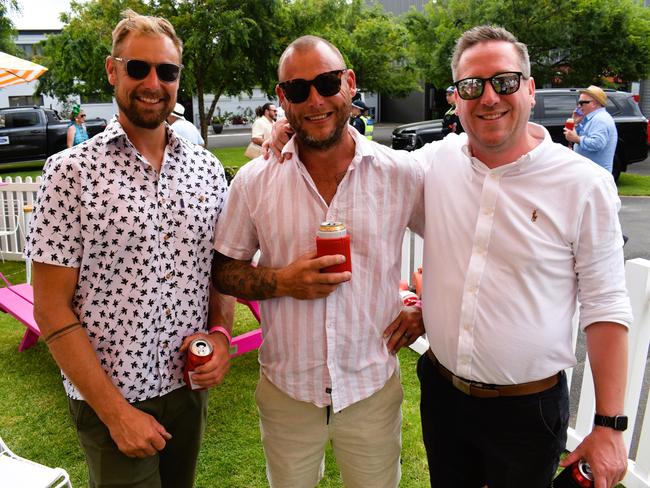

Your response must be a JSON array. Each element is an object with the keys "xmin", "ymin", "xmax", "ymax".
[
  {"xmin": 0, "ymin": 202, "xmax": 23, "ymax": 263},
  {"xmin": 0, "ymin": 436, "xmax": 72, "ymax": 488}
]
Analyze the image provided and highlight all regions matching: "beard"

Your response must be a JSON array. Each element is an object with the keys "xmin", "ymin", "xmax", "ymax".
[
  {"xmin": 285, "ymin": 103, "xmax": 350, "ymax": 151},
  {"xmin": 115, "ymin": 88, "xmax": 172, "ymax": 130}
]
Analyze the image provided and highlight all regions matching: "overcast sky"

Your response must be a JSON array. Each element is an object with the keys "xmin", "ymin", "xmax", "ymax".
[{"xmin": 9, "ymin": 0, "xmax": 75, "ymax": 30}]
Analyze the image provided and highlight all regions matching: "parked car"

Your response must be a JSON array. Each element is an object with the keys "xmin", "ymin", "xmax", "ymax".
[
  {"xmin": 0, "ymin": 106, "xmax": 107, "ymax": 164},
  {"xmin": 392, "ymin": 88, "xmax": 648, "ymax": 180}
]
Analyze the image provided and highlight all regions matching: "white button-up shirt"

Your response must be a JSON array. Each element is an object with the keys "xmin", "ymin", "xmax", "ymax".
[
  {"xmin": 214, "ymin": 128, "xmax": 424, "ymax": 411},
  {"xmin": 26, "ymin": 117, "xmax": 228, "ymax": 401},
  {"xmin": 415, "ymin": 123, "xmax": 632, "ymax": 385}
]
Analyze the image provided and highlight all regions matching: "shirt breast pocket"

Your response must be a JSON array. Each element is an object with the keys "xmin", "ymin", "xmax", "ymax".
[{"xmin": 177, "ymin": 190, "xmax": 222, "ymax": 241}]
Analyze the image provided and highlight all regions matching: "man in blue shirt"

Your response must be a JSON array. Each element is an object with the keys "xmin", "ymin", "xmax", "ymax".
[{"xmin": 564, "ymin": 85, "xmax": 618, "ymax": 174}]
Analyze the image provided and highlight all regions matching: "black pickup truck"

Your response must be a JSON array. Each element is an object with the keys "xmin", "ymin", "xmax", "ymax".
[
  {"xmin": 392, "ymin": 88, "xmax": 648, "ymax": 180},
  {"xmin": 0, "ymin": 106, "xmax": 107, "ymax": 164}
]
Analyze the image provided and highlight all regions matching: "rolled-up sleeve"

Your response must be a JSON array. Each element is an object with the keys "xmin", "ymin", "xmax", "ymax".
[{"xmin": 574, "ymin": 174, "xmax": 633, "ymax": 330}]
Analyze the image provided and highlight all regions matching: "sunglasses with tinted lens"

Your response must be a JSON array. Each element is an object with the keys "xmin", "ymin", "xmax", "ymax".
[
  {"xmin": 112, "ymin": 57, "xmax": 183, "ymax": 83},
  {"xmin": 454, "ymin": 72, "xmax": 523, "ymax": 101},
  {"xmin": 577, "ymin": 100, "xmax": 592, "ymax": 106},
  {"xmin": 279, "ymin": 69, "xmax": 347, "ymax": 104}
]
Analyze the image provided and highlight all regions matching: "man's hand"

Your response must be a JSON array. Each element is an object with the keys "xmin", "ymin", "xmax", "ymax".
[
  {"xmin": 106, "ymin": 403, "xmax": 172, "ymax": 458},
  {"xmin": 276, "ymin": 251, "xmax": 351, "ymax": 299},
  {"xmin": 383, "ymin": 306, "xmax": 425, "ymax": 354},
  {"xmin": 262, "ymin": 117, "xmax": 293, "ymax": 161},
  {"xmin": 560, "ymin": 427, "xmax": 627, "ymax": 488},
  {"xmin": 564, "ymin": 127, "xmax": 580, "ymax": 143},
  {"xmin": 180, "ymin": 331, "xmax": 231, "ymax": 389}
]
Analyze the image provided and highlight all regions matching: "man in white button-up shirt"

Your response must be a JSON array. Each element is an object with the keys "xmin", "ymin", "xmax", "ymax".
[
  {"xmin": 212, "ymin": 36, "xmax": 425, "ymax": 488},
  {"xmin": 414, "ymin": 26, "xmax": 631, "ymax": 488}
]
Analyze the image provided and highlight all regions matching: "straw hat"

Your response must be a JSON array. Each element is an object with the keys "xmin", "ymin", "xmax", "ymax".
[{"xmin": 579, "ymin": 85, "xmax": 607, "ymax": 107}]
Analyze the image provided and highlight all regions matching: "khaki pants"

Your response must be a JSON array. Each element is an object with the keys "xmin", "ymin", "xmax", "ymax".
[{"xmin": 255, "ymin": 371, "xmax": 403, "ymax": 488}]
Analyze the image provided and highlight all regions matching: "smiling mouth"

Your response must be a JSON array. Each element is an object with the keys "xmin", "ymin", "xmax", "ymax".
[
  {"xmin": 305, "ymin": 112, "xmax": 332, "ymax": 122},
  {"xmin": 478, "ymin": 111, "xmax": 507, "ymax": 120}
]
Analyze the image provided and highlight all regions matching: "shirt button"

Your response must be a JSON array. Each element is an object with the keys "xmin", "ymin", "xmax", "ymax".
[
  {"xmin": 165, "ymin": 309, "xmax": 172, "ymax": 317},
  {"xmin": 163, "ymin": 234, "xmax": 170, "ymax": 241},
  {"xmin": 199, "ymin": 195, "xmax": 205, "ymax": 202},
  {"xmin": 165, "ymin": 272, "xmax": 173, "ymax": 280}
]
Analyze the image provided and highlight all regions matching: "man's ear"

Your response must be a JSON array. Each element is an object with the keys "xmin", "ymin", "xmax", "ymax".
[
  {"xmin": 106, "ymin": 56, "xmax": 117, "ymax": 86},
  {"xmin": 346, "ymin": 69, "xmax": 357, "ymax": 97}
]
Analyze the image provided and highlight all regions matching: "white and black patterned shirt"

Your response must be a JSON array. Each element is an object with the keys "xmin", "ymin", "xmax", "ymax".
[{"xmin": 25, "ymin": 116, "xmax": 228, "ymax": 402}]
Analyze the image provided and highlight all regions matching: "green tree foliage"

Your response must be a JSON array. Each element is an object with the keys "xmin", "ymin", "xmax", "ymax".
[
  {"xmin": 157, "ymin": 0, "xmax": 285, "ymax": 142},
  {"xmin": 405, "ymin": 0, "xmax": 650, "ymax": 88},
  {"xmin": 36, "ymin": 0, "xmax": 151, "ymax": 102},
  {"xmin": 283, "ymin": 0, "xmax": 420, "ymax": 97},
  {"xmin": 0, "ymin": 0, "xmax": 19, "ymax": 55}
]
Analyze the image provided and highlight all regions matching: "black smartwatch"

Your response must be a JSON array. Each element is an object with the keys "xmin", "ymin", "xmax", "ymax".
[{"xmin": 594, "ymin": 414, "xmax": 628, "ymax": 431}]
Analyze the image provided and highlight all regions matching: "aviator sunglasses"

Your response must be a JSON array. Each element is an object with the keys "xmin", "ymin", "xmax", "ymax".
[
  {"xmin": 112, "ymin": 57, "xmax": 183, "ymax": 83},
  {"xmin": 279, "ymin": 69, "xmax": 347, "ymax": 104},
  {"xmin": 454, "ymin": 72, "xmax": 523, "ymax": 101}
]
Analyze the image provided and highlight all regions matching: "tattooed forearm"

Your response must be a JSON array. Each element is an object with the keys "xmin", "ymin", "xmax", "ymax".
[{"xmin": 211, "ymin": 252, "xmax": 278, "ymax": 300}]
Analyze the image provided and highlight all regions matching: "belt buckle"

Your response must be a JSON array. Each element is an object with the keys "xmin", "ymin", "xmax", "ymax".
[{"xmin": 452, "ymin": 375, "xmax": 472, "ymax": 395}]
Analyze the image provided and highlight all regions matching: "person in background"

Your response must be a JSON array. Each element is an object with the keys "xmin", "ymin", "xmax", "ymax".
[
  {"xmin": 564, "ymin": 85, "xmax": 618, "ymax": 174},
  {"xmin": 66, "ymin": 104, "xmax": 88, "ymax": 148},
  {"xmin": 349, "ymin": 98, "xmax": 367, "ymax": 136},
  {"xmin": 167, "ymin": 102, "xmax": 205, "ymax": 145},
  {"xmin": 26, "ymin": 9, "xmax": 233, "ymax": 487},
  {"xmin": 211, "ymin": 35, "xmax": 424, "ymax": 488},
  {"xmin": 441, "ymin": 85, "xmax": 463, "ymax": 136},
  {"xmin": 251, "ymin": 102, "xmax": 277, "ymax": 146}
]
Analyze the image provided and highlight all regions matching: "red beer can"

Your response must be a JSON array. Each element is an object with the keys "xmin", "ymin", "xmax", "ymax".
[
  {"xmin": 184, "ymin": 338, "xmax": 213, "ymax": 390},
  {"xmin": 552, "ymin": 460, "xmax": 594, "ymax": 488},
  {"xmin": 316, "ymin": 221, "xmax": 352, "ymax": 273},
  {"xmin": 400, "ymin": 289, "xmax": 420, "ymax": 307}
]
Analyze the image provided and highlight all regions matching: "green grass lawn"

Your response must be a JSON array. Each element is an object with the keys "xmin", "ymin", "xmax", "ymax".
[
  {"xmin": 2, "ymin": 147, "xmax": 650, "ymax": 198},
  {"xmin": 0, "ymin": 261, "xmax": 428, "ymax": 487}
]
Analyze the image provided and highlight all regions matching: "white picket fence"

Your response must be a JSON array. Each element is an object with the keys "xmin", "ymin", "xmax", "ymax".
[{"xmin": 2, "ymin": 177, "xmax": 650, "ymax": 487}]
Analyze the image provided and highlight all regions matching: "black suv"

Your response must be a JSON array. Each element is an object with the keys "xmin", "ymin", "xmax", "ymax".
[{"xmin": 391, "ymin": 88, "xmax": 648, "ymax": 180}]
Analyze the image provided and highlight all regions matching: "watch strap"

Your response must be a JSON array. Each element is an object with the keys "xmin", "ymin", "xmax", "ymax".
[{"xmin": 594, "ymin": 414, "xmax": 628, "ymax": 431}]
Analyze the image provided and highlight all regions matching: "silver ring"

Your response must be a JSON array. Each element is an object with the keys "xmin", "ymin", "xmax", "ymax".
[{"xmin": 403, "ymin": 332, "xmax": 410, "ymax": 340}]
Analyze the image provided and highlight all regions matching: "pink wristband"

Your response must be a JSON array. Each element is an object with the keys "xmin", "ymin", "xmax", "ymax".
[{"xmin": 208, "ymin": 325, "xmax": 232, "ymax": 345}]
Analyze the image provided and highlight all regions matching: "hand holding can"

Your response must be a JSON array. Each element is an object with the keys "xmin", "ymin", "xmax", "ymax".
[
  {"xmin": 315, "ymin": 221, "xmax": 352, "ymax": 273},
  {"xmin": 184, "ymin": 338, "xmax": 213, "ymax": 390}
]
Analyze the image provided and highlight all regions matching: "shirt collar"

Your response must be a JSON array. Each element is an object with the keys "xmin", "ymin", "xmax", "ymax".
[
  {"xmin": 460, "ymin": 122, "xmax": 550, "ymax": 172},
  {"xmin": 282, "ymin": 124, "xmax": 375, "ymax": 169},
  {"xmin": 100, "ymin": 115, "xmax": 181, "ymax": 150}
]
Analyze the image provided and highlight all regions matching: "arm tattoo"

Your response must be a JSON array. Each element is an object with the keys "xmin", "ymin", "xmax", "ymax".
[{"xmin": 211, "ymin": 251, "xmax": 278, "ymax": 300}]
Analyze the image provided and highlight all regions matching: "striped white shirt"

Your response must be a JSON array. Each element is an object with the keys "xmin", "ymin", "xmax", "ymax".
[{"xmin": 214, "ymin": 128, "xmax": 424, "ymax": 411}]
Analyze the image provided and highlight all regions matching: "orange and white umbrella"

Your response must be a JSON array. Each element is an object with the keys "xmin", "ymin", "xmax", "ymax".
[{"xmin": 0, "ymin": 51, "xmax": 48, "ymax": 88}]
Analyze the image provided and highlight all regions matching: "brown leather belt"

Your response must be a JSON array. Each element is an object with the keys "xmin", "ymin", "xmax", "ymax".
[{"xmin": 425, "ymin": 349, "xmax": 559, "ymax": 398}]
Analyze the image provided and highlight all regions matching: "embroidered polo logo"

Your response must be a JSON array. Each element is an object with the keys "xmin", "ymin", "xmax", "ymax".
[{"xmin": 531, "ymin": 209, "xmax": 538, "ymax": 222}]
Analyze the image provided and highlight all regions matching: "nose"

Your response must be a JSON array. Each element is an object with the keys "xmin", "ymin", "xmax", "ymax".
[
  {"xmin": 479, "ymin": 80, "xmax": 500, "ymax": 105},
  {"xmin": 140, "ymin": 65, "xmax": 163, "ymax": 89}
]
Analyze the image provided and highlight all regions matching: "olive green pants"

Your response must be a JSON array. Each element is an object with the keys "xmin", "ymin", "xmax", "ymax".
[{"xmin": 68, "ymin": 386, "xmax": 208, "ymax": 488}]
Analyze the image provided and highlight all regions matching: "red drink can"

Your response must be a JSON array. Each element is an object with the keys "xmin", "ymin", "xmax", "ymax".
[
  {"xmin": 552, "ymin": 460, "xmax": 594, "ymax": 488},
  {"xmin": 400, "ymin": 289, "xmax": 420, "ymax": 307},
  {"xmin": 316, "ymin": 221, "xmax": 352, "ymax": 273},
  {"xmin": 184, "ymin": 338, "xmax": 213, "ymax": 390},
  {"xmin": 565, "ymin": 118, "xmax": 575, "ymax": 130}
]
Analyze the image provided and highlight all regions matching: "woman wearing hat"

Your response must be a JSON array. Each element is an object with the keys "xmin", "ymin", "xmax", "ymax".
[
  {"xmin": 66, "ymin": 104, "xmax": 89, "ymax": 148},
  {"xmin": 563, "ymin": 85, "xmax": 618, "ymax": 174}
]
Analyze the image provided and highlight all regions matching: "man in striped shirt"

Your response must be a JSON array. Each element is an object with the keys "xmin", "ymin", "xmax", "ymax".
[{"xmin": 211, "ymin": 35, "xmax": 424, "ymax": 488}]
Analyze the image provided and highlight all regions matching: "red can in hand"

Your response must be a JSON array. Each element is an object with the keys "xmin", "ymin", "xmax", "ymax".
[
  {"xmin": 316, "ymin": 221, "xmax": 352, "ymax": 273},
  {"xmin": 184, "ymin": 338, "xmax": 213, "ymax": 390},
  {"xmin": 565, "ymin": 118, "xmax": 575, "ymax": 131},
  {"xmin": 552, "ymin": 460, "xmax": 594, "ymax": 488}
]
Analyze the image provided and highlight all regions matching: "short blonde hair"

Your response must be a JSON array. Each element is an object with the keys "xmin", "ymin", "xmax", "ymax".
[{"xmin": 111, "ymin": 9, "xmax": 183, "ymax": 58}]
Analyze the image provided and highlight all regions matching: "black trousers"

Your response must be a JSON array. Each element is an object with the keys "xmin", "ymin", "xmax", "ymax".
[{"xmin": 417, "ymin": 353, "xmax": 569, "ymax": 488}]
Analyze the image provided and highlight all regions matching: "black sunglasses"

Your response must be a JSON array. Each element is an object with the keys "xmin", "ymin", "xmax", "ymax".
[
  {"xmin": 279, "ymin": 69, "xmax": 347, "ymax": 104},
  {"xmin": 577, "ymin": 100, "xmax": 592, "ymax": 106},
  {"xmin": 112, "ymin": 57, "xmax": 183, "ymax": 83},
  {"xmin": 454, "ymin": 72, "xmax": 524, "ymax": 100}
]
